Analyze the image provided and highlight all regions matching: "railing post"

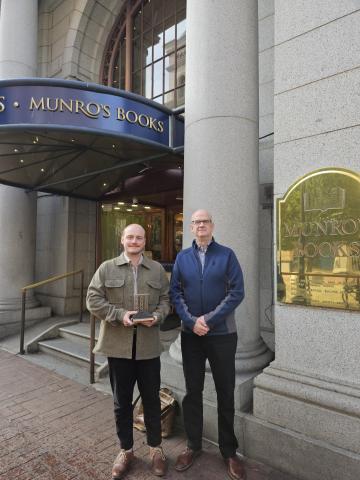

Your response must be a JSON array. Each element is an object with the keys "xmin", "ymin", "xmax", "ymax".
[
  {"xmin": 79, "ymin": 270, "xmax": 84, "ymax": 323},
  {"xmin": 90, "ymin": 314, "xmax": 95, "ymax": 384},
  {"xmin": 20, "ymin": 289, "xmax": 26, "ymax": 354}
]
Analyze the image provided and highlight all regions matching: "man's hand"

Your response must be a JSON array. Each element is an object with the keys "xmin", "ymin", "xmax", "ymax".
[
  {"xmin": 193, "ymin": 316, "xmax": 209, "ymax": 336},
  {"xmin": 123, "ymin": 310, "xmax": 137, "ymax": 326}
]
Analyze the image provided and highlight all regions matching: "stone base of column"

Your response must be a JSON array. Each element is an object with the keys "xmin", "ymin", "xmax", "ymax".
[
  {"xmin": 0, "ymin": 294, "xmax": 39, "ymax": 311},
  {"xmin": 161, "ymin": 350, "xmax": 249, "ymax": 451},
  {"xmin": 254, "ymin": 365, "xmax": 360, "ymax": 452},
  {"xmin": 247, "ymin": 364, "xmax": 360, "ymax": 479},
  {"xmin": 0, "ymin": 306, "xmax": 52, "ymax": 339},
  {"xmin": 244, "ymin": 414, "xmax": 360, "ymax": 480},
  {"xmin": 234, "ymin": 338, "xmax": 274, "ymax": 372},
  {"xmin": 168, "ymin": 335, "xmax": 273, "ymax": 411}
]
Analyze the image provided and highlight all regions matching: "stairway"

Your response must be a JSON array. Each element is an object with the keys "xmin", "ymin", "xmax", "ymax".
[
  {"xmin": 27, "ymin": 319, "xmax": 108, "ymax": 381},
  {"xmin": 0, "ymin": 311, "xmax": 180, "ymax": 396}
]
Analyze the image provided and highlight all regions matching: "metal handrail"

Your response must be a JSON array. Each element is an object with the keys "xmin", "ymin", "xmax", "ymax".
[
  {"xmin": 20, "ymin": 269, "xmax": 84, "ymax": 355},
  {"xmin": 89, "ymin": 314, "xmax": 96, "ymax": 384}
]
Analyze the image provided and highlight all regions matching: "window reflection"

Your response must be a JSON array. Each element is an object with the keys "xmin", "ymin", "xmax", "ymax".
[
  {"xmin": 103, "ymin": 0, "xmax": 186, "ymax": 107},
  {"xmin": 153, "ymin": 59, "xmax": 163, "ymax": 97}
]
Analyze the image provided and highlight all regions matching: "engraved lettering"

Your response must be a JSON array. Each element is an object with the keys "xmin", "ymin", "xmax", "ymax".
[{"xmin": 341, "ymin": 218, "xmax": 358, "ymax": 235}]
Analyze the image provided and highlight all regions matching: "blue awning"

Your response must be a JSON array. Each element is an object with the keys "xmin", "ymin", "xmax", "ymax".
[{"xmin": 0, "ymin": 79, "xmax": 184, "ymax": 200}]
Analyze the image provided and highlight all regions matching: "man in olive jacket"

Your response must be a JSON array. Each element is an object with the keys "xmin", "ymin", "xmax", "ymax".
[{"xmin": 86, "ymin": 224, "xmax": 170, "ymax": 479}]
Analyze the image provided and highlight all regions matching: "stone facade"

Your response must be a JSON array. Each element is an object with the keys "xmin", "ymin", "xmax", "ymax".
[{"xmin": 0, "ymin": 1, "xmax": 359, "ymax": 478}]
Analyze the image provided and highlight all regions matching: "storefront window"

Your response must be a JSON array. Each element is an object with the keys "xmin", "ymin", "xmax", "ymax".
[{"xmin": 101, "ymin": 0, "xmax": 186, "ymax": 108}]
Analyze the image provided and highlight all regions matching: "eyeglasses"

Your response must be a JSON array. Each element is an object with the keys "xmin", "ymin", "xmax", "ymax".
[{"xmin": 191, "ymin": 219, "xmax": 212, "ymax": 225}]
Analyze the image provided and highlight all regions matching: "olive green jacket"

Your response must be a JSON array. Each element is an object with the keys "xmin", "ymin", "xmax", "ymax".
[{"xmin": 86, "ymin": 253, "xmax": 170, "ymax": 360}]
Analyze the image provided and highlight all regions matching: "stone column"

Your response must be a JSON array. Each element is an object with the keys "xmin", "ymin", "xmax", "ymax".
[
  {"xmin": 165, "ymin": 0, "xmax": 272, "ymax": 422},
  {"xmin": 0, "ymin": 0, "xmax": 40, "ymax": 336},
  {"xmin": 0, "ymin": 0, "xmax": 38, "ymax": 78}
]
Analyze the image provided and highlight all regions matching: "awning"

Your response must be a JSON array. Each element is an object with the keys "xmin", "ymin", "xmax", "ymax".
[{"xmin": 0, "ymin": 79, "xmax": 184, "ymax": 201}]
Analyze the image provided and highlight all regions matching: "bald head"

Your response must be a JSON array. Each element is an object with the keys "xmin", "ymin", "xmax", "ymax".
[
  {"xmin": 122, "ymin": 223, "xmax": 145, "ymax": 240},
  {"xmin": 121, "ymin": 224, "xmax": 146, "ymax": 259},
  {"xmin": 191, "ymin": 209, "xmax": 214, "ymax": 245},
  {"xmin": 191, "ymin": 209, "xmax": 213, "ymax": 223}
]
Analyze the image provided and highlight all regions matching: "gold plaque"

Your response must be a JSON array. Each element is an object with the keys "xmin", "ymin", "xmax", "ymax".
[{"xmin": 277, "ymin": 168, "xmax": 360, "ymax": 311}]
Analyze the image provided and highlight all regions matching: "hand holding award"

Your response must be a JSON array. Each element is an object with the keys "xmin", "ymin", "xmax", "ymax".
[{"xmin": 132, "ymin": 293, "xmax": 155, "ymax": 325}]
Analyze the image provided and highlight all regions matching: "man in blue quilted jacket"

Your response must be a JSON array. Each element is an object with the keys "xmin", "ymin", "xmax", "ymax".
[{"xmin": 170, "ymin": 209, "xmax": 246, "ymax": 480}]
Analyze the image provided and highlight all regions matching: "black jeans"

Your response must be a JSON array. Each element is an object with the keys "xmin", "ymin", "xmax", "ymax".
[
  {"xmin": 108, "ymin": 356, "xmax": 161, "ymax": 450},
  {"xmin": 181, "ymin": 331, "xmax": 238, "ymax": 458}
]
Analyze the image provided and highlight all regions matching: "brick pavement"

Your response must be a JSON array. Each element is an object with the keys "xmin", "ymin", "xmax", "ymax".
[{"xmin": 0, "ymin": 349, "xmax": 298, "ymax": 480}]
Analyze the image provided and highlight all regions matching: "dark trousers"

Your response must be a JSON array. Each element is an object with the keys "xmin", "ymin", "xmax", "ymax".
[
  {"xmin": 108, "ymin": 356, "xmax": 162, "ymax": 450},
  {"xmin": 181, "ymin": 332, "xmax": 238, "ymax": 458}
]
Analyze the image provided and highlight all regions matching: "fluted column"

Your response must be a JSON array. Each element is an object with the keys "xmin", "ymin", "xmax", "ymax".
[
  {"xmin": 0, "ymin": 0, "xmax": 39, "ymax": 313},
  {"xmin": 169, "ymin": 0, "xmax": 272, "ymax": 373}
]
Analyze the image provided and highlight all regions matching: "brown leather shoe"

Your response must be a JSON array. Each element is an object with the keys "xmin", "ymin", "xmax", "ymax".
[
  {"xmin": 112, "ymin": 449, "xmax": 134, "ymax": 480},
  {"xmin": 149, "ymin": 446, "xmax": 167, "ymax": 476},
  {"xmin": 174, "ymin": 447, "xmax": 202, "ymax": 472},
  {"xmin": 225, "ymin": 455, "xmax": 246, "ymax": 480}
]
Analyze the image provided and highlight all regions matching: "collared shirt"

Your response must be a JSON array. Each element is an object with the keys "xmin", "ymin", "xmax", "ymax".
[
  {"xmin": 123, "ymin": 252, "xmax": 143, "ymax": 296},
  {"xmin": 195, "ymin": 240, "xmax": 213, "ymax": 272}
]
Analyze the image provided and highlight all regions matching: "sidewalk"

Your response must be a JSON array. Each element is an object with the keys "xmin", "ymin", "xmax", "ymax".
[{"xmin": 0, "ymin": 349, "xmax": 298, "ymax": 480}]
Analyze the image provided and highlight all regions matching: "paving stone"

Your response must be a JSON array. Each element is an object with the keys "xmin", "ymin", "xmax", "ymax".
[{"xmin": 0, "ymin": 349, "xmax": 300, "ymax": 480}]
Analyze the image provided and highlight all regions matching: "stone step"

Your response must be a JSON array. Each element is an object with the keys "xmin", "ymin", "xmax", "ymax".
[
  {"xmin": 23, "ymin": 350, "xmax": 112, "ymax": 396},
  {"xmin": 38, "ymin": 337, "xmax": 107, "ymax": 370},
  {"xmin": 59, "ymin": 321, "xmax": 100, "ymax": 347}
]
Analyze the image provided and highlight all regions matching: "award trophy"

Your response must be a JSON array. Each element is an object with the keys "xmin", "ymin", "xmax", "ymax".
[{"xmin": 132, "ymin": 293, "xmax": 154, "ymax": 323}]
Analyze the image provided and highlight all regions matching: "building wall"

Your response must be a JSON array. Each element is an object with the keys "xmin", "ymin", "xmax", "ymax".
[
  {"xmin": 35, "ymin": 0, "xmax": 123, "ymax": 313},
  {"xmin": 35, "ymin": 195, "xmax": 96, "ymax": 315},
  {"xmin": 248, "ymin": 3, "xmax": 360, "ymax": 478},
  {"xmin": 38, "ymin": 0, "xmax": 123, "ymax": 81},
  {"xmin": 34, "ymin": 0, "xmax": 277, "ymax": 345},
  {"xmin": 273, "ymin": 0, "xmax": 360, "ymax": 381}
]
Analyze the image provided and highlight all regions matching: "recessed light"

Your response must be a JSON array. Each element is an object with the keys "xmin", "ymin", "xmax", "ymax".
[
  {"xmin": 103, "ymin": 183, "xmax": 107, "ymax": 187},
  {"xmin": 114, "ymin": 206, "xmax": 120, "ymax": 210},
  {"xmin": 14, "ymin": 148, "xmax": 19, "ymax": 153},
  {"xmin": 126, "ymin": 208, "xmax": 133, "ymax": 212},
  {"xmin": 144, "ymin": 206, "xmax": 151, "ymax": 209},
  {"xmin": 20, "ymin": 159, "xmax": 24, "ymax": 163},
  {"xmin": 41, "ymin": 168, "xmax": 45, "ymax": 172},
  {"xmin": 131, "ymin": 204, "xmax": 138, "ymax": 207},
  {"xmin": 118, "ymin": 202, "xmax": 124, "ymax": 205}
]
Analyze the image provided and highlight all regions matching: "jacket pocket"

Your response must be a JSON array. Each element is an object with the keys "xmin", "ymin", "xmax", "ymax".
[
  {"xmin": 105, "ymin": 278, "xmax": 125, "ymax": 304},
  {"xmin": 146, "ymin": 280, "xmax": 162, "ymax": 307}
]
